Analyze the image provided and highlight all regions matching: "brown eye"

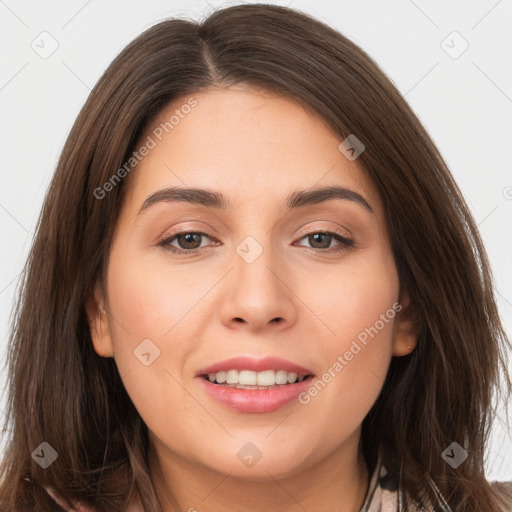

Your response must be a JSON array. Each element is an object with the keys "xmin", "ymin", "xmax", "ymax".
[
  {"xmin": 306, "ymin": 233, "xmax": 332, "ymax": 249},
  {"xmin": 295, "ymin": 231, "xmax": 354, "ymax": 252},
  {"xmin": 158, "ymin": 231, "xmax": 216, "ymax": 254},
  {"xmin": 174, "ymin": 233, "xmax": 203, "ymax": 250}
]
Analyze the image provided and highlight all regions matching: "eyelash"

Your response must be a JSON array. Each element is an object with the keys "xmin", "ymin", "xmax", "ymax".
[{"xmin": 157, "ymin": 229, "xmax": 354, "ymax": 255}]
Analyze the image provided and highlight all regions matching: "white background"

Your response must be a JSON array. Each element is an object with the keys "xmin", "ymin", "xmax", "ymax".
[{"xmin": 0, "ymin": 0, "xmax": 511, "ymax": 481}]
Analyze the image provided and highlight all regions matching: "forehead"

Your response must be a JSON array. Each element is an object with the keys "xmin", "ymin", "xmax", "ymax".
[{"xmin": 122, "ymin": 86, "xmax": 380, "ymax": 217}]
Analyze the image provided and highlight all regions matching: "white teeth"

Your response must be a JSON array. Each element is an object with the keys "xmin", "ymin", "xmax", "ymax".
[
  {"xmin": 226, "ymin": 370, "xmax": 238, "ymax": 384},
  {"xmin": 239, "ymin": 370, "xmax": 257, "ymax": 385},
  {"xmin": 257, "ymin": 370, "xmax": 275, "ymax": 386},
  {"xmin": 205, "ymin": 369, "xmax": 309, "ymax": 387},
  {"xmin": 275, "ymin": 370, "xmax": 288, "ymax": 385}
]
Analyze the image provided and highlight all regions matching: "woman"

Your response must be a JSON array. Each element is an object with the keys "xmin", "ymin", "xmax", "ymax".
[{"xmin": 0, "ymin": 3, "xmax": 511, "ymax": 511}]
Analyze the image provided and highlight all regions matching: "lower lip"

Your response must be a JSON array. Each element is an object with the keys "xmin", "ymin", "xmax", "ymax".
[{"xmin": 197, "ymin": 376, "xmax": 315, "ymax": 413}]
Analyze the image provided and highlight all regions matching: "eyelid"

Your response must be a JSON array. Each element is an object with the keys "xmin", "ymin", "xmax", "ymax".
[{"xmin": 295, "ymin": 222, "xmax": 351, "ymax": 239}]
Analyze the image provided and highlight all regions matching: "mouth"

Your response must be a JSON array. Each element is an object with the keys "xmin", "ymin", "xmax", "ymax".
[{"xmin": 195, "ymin": 356, "xmax": 316, "ymax": 413}]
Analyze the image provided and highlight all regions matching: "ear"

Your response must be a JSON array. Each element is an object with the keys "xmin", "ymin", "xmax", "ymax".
[
  {"xmin": 392, "ymin": 289, "xmax": 420, "ymax": 357},
  {"xmin": 84, "ymin": 279, "xmax": 114, "ymax": 358}
]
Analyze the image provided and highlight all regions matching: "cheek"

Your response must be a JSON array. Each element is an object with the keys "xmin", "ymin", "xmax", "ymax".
[
  {"xmin": 103, "ymin": 244, "xmax": 198, "ymax": 420},
  {"xmin": 295, "ymin": 247, "xmax": 398, "ymax": 426},
  {"xmin": 106, "ymin": 239, "xmax": 203, "ymax": 349},
  {"xmin": 300, "ymin": 241, "xmax": 399, "ymax": 349}
]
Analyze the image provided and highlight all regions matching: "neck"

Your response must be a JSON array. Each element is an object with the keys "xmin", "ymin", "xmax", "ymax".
[{"xmin": 148, "ymin": 428, "xmax": 370, "ymax": 512}]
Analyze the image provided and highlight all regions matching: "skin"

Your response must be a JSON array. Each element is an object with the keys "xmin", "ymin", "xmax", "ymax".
[{"xmin": 86, "ymin": 85, "xmax": 419, "ymax": 512}]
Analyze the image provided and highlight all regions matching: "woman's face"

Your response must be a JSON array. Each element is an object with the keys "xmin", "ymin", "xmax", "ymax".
[{"xmin": 88, "ymin": 85, "xmax": 416, "ymax": 480}]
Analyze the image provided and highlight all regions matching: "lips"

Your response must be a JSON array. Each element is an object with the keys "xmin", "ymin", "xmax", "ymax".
[
  {"xmin": 195, "ymin": 356, "xmax": 316, "ymax": 413},
  {"xmin": 196, "ymin": 356, "xmax": 314, "ymax": 376}
]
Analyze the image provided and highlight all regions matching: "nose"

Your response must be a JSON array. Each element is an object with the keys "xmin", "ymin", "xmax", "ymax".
[{"xmin": 219, "ymin": 240, "xmax": 297, "ymax": 333}]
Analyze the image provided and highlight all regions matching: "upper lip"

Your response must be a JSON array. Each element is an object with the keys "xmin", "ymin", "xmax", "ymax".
[{"xmin": 196, "ymin": 356, "xmax": 314, "ymax": 377}]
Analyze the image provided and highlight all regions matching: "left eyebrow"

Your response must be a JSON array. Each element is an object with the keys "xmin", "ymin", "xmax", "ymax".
[{"xmin": 137, "ymin": 185, "xmax": 374, "ymax": 215}]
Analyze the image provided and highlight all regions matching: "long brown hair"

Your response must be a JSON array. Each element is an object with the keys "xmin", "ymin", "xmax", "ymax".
[{"xmin": 1, "ymin": 3, "xmax": 511, "ymax": 511}]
